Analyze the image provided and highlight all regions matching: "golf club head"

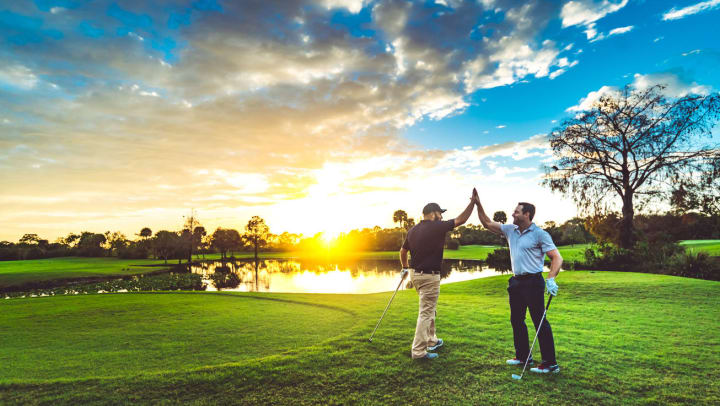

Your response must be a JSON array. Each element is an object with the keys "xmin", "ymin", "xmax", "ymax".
[
  {"xmin": 368, "ymin": 338, "xmax": 373, "ymax": 343},
  {"xmin": 511, "ymin": 374, "xmax": 522, "ymax": 380}
]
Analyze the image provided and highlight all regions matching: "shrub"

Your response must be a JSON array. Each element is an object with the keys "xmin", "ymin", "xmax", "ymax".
[
  {"xmin": 665, "ymin": 252, "xmax": 719, "ymax": 281},
  {"xmin": 445, "ymin": 239, "xmax": 460, "ymax": 250},
  {"xmin": 117, "ymin": 246, "xmax": 149, "ymax": 259}
]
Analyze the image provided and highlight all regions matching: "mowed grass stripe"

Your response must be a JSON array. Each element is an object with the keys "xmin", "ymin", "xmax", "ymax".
[
  {"xmin": 0, "ymin": 292, "xmax": 356, "ymax": 382},
  {"xmin": 0, "ymin": 271, "xmax": 718, "ymax": 405}
]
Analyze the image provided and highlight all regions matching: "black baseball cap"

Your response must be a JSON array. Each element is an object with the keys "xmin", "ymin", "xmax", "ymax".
[{"xmin": 423, "ymin": 203, "xmax": 447, "ymax": 215}]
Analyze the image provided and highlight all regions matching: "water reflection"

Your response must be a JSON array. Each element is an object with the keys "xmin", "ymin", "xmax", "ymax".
[{"xmin": 191, "ymin": 259, "xmax": 506, "ymax": 294}]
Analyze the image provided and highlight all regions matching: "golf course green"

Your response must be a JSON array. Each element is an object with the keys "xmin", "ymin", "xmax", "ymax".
[{"xmin": 1, "ymin": 271, "xmax": 718, "ymax": 405}]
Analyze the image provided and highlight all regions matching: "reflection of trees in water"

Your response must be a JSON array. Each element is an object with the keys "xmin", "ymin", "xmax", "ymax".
[
  {"xmin": 193, "ymin": 259, "xmax": 487, "ymax": 291},
  {"xmin": 210, "ymin": 267, "xmax": 241, "ymax": 290}
]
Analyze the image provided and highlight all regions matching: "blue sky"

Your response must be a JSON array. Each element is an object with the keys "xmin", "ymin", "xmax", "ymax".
[{"xmin": 1, "ymin": 0, "xmax": 719, "ymax": 241}]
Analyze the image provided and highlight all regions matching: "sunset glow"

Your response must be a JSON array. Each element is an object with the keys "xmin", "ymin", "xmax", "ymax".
[{"xmin": 1, "ymin": 1, "xmax": 718, "ymax": 241}]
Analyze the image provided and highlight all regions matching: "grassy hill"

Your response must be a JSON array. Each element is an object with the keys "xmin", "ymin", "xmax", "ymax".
[{"xmin": 1, "ymin": 271, "xmax": 718, "ymax": 405}]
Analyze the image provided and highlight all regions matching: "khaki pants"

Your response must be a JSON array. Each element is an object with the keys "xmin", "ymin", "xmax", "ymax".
[{"xmin": 410, "ymin": 272, "xmax": 441, "ymax": 358}]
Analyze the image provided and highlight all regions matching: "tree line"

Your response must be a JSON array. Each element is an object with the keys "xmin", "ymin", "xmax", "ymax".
[{"xmin": 3, "ymin": 209, "xmax": 718, "ymax": 262}]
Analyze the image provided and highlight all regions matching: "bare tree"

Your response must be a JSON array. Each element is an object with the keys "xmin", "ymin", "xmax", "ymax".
[{"xmin": 543, "ymin": 84, "xmax": 720, "ymax": 249}]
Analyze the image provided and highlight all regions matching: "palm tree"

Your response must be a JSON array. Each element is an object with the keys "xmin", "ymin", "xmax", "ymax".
[{"xmin": 393, "ymin": 210, "xmax": 409, "ymax": 243}]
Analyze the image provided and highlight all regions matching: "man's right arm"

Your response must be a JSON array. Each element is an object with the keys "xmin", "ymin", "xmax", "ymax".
[{"xmin": 473, "ymin": 188, "xmax": 503, "ymax": 235}]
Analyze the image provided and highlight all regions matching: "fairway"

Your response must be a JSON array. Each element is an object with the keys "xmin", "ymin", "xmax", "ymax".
[
  {"xmin": 0, "ymin": 257, "xmax": 172, "ymax": 289},
  {"xmin": 0, "ymin": 293, "xmax": 355, "ymax": 381},
  {"xmin": 1, "ymin": 271, "xmax": 718, "ymax": 405}
]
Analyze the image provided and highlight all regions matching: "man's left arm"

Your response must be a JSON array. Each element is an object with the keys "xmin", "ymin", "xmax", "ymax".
[
  {"xmin": 399, "ymin": 239, "xmax": 410, "ymax": 279},
  {"xmin": 454, "ymin": 191, "xmax": 476, "ymax": 227},
  {"xmin": 542, "ymin": 232, "xmax": 562, "ymax": 295},
  {"xmin": 546, "ymin": 249, "xmax": 562, "ymax": 279}
]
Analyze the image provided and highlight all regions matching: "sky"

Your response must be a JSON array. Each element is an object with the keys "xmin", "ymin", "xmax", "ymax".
[{"xmin": 1, "ymin": 0, "xmax": 719, "ymax": 242}]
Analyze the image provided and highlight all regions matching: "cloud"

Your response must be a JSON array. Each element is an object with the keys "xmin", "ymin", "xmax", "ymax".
[
  {"xmin": 608, "ymin": 25, "xmax": 633, "ymax": 36},
  {"xmin": 589, "ymin": 24, "xmax": 634, "ymax": 42},
  {"xmin": 0, "ymin": 64, "xmax": 39, "ymax": 89},
  {"xmin": 631, "ymin": 73, "xmax": 712, "ymax": 97},
  {"xmin": 566, "ymin": 73, "xmax": 712, "ymax": 112},
  {"xmin": 565, "ymin": 85, "xmax": 618, "ymax": 111},
  {"xmin": 662, "ymin": 0, "xmax": 720, "ymax": 21},
  {"xmin": 560, "ymin": 0, "xmax": 629, "ymax": 39},
  {"xmin": 317, "ymin": 0, "xmax": 368, "ymax": 13},
  {"xmin": 0, "ymin": 0, "xmax": 586, "ymax": 239}
]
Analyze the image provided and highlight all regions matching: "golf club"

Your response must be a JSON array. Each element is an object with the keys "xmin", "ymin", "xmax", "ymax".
[
  {"xmin": 368, "ymin": 271, "xmax": 408, "ymax": 342},
  {"xmin": 512, "ymin": 294, "xmax": 553, "ymax": 381}
]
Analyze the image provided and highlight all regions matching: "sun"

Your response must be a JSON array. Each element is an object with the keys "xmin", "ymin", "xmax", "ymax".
[{"xmin": 320, "ymin": 230, "xmax": 340, "ymax": 248}]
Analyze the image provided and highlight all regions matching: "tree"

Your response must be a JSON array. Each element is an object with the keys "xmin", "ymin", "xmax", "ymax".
[
  {"xmin": 76, "ymin": 232, "xmax": 107, "ymax": 257},
  {"xmin": 153, "ymin": 231, "xmax": 179, "ymax": 264},
  {"xmin": 210, "ymin": 228, "xmax": 242, "ymax": 259},
  {"xmin": 193, "ymin": 226, "xmax": 207, "ymax": 258},
  {"xmin": 18, "ymin": 234, "xmax": 40, "ymax": 245},
  {"xmin": 405, "ymin": 217, "xmax": 415, "ymax": 230},
  {"xmin": 493, "ymin": 211, "xmax": 507, "ymax": 224},
  {"xmin": 543, "ymin": 84, "xmax": 720, "ymax": 249},
  {"xmin": 393, "ymin": 210, "xmax": 409, "ymax": 243},
  {"xmin": 182, "ymin": 210, "xmax": 201, "ymax": 265},
  {"xmin": 139, "ymin": 227, "xmax": 152, "ymax": 239},
  {"xmin": 244, "ymin": 216, "xmax": 269, "ymax": 262},
  {"xmin": 104, "ymin": 231, "xmax": 128, "ymax": 255}
]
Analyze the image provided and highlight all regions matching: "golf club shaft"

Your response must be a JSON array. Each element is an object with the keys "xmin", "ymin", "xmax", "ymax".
[
  {"xmin": 369, "ymin": 273, "xmax": 406, "ymax": 341},
  {"xmin": 518, "ymin": 295, "xmax": 553, "ymax": 378}
]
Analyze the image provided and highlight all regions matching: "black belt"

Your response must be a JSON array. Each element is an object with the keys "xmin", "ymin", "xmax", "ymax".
[
  {"xmin": 513, "ymin": 273, "xmax": 541, "ymax": 280},
  {"xmin": 414, "ymin": 270, "xmax": 440, "ymax": 275}
]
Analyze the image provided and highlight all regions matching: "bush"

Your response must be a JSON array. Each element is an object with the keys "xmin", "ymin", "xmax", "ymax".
[
  {"xmin": 486, "ymin": 248, "xmax": 511, "ymax": 274},
  {"xmin": 23, "ymin": 247, "xmax": 45, "ymax": 260},
  {"xmin": 664, "ymin": 252, "xmax": 719, "ymax": 280},
  {"xmin": 445, "ymin": 239, "xmax": 460, "ymax": 250}
]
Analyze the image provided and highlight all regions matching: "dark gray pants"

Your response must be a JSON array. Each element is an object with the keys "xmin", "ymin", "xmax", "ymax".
[{"xmin": 508, "ymin": 274, "xmax": 556, "ymax": 364}]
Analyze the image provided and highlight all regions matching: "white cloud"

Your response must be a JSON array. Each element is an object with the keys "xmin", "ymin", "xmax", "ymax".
[
  {"xmin": 463, "ymin": 38, "xmax": 565, "ymax": 91},
  {"xmin": 549, "ymin": 69, "xmax": 566, "ymax": 79},
  {"xmin": 589, "ymin": 25, "xmax": 634, "ymax": 42},
  {"xmin": 566, "ymin": 73, "xmax": 712, "ymax": 112},
  {"xmin": 682, "ymin": 49, "xmax": 701, "ymax": 56},
  {"xmin": 560, "ymin": 0, "xmax": 629, "ymax": 39},
  {"xmin": 662, "ymin": 0, "xmax": 720, "ymax": 21},
  {"xmin": 50, "ymin": 7, "xmax": 65, "ymax": 14},
  {"xmin": 632, "ymin": 73, "xmax": 711, "ymax": 97},
  {"xmin": 496, "ymin": 125, "xmax": 506, "ymax": 129},
  {"xmin": 318, "ymin": 0, "xmax": 367, "ymax": 13},
  {"xmin": 566, "ymin": 85, "xmax": 618, "ymax": 111},
  {"xmin": 0, "ymin": 64, "xmax": 39, "ymax": 89},
  {"xmin": 608, "ymin": 25, "xmax": 633, "ymax": 36}
]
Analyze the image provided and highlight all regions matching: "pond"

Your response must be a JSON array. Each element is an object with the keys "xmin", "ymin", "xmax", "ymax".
[{"xmin": 191, "ymin": 259, "xmax": 508, "ymax": 294}]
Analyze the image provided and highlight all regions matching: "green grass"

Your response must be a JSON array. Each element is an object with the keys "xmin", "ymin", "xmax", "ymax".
[
  {"xmin": 1, "ymin": 271, "xmax": 718, "ymax": 405},
  {"xmin": 0, "ymin": 257, "xmax": 173, "ymax": 288},
  {"xmin": 680, "ymin": 240, "xmax": 720, "ymax": 256}
]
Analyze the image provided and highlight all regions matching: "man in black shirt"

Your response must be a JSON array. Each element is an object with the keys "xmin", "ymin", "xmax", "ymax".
[{"xmin": 400, "ymin": 189, "xmax": 476, "ymax": 359}]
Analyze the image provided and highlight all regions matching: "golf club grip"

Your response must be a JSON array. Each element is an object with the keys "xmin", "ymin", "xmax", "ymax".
[{"xmin": 546, "ymin": 294, "xmax": 553, "ymax": 309}]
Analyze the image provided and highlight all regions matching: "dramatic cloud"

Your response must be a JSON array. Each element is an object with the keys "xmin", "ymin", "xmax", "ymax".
[
  {"xmin": 0, "ymin": 0, "xmax": 589, "ymax": 239},
  {"xmin": 662, "ymin": 0, "xmax": 720, "ymax": 21}
]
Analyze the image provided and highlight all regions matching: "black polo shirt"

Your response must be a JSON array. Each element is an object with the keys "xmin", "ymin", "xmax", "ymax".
[{"xmin": 401, "ymin": 219, "xmax": 455, "ymax": 271}]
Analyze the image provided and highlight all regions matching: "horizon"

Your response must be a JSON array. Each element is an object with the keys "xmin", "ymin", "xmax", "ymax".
[{"xmin": 2, "ymin": 0, "xmax": 719, "ymax": 242}]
